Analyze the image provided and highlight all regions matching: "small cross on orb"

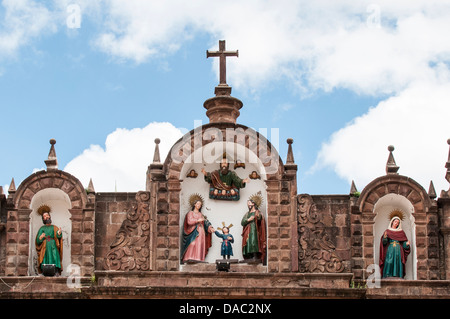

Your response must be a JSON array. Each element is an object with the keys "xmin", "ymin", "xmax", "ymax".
[{"xmin": 207, "ymin": 40, "xmax": 239, "ymax": 86}]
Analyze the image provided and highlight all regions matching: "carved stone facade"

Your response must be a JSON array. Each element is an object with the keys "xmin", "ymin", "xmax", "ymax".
[
  {"xmin": 1, "ymin": 48, "xmax": 450, "ymax": 298},
  {"xmin": 103, "ymin": 192, "xmax": 151, "ymax": 271},
  {"xmin": 297, "ymin": 194, "xmax": 348, "ymax": 274},
  {"xmin": 2, "ymin": 132, "xmax": 449, "ymax": 299}
]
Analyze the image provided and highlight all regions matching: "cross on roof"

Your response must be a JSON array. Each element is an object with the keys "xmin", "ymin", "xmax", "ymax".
[{"xmin": 207, "ymin": 40, "xmax": 239, "ymax": 86}]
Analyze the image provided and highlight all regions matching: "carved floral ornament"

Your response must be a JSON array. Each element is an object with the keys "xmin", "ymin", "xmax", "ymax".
[
  {"xmin": 104, "ymin": 192, "xmax": 151, "ymax": 271},
  {"xmin": 297, "ymin": 194, "xmax": 345, "ymax": 273}
]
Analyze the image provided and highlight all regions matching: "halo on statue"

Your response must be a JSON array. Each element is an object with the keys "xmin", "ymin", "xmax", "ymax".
[
  {"xmin": 217, "ymin": 221, "xmax": 233, "ymax": 231},
  {"xmin": 188, "ymin": 193, "xmax": 204, "ymax": 208},
  {"xmin": 248, "ymin": 191, "xmax": 263, "ymax": 209},
  {"xmin": 37, "ymin": 204, "xmax": 52, "ymax": 216},
  {"xmin": 389, "ymin": 209, "xmax": 405, "ymax": 221}
]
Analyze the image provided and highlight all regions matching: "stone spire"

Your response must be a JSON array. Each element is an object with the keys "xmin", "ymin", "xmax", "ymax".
[
  {"xmin": 153, "ymin": 138, "xmax": 161, "ymax": 163},
  {"xmin": 350, "ymin": 180, "xmax": 358, "ymax": 195},
  {"xmin": 284, "ymin": 138, "xmax": 297, "ymax": 178},
  {"xmin": 204, "ymin": 40, "xmax": 243, "ymax": 124},
  {"xmin": 428, "ymin": 180, "xmax": 437, "ymax": 199},
  {"xmin": 87, "ymin": 178, "xmax": 96, "ymax": 194},
  {"xmin": 45, "ymin": 138, "xmax": 58, "ymax": 171},
  {"xmin": 386, "ymin": 145, "xmax": 399, "ymax": 174},
  {"xmin": 147, "ymin": 138, "xmax": 164, "ymax": 187},
  {"xmin": 349, "ymin": 180, "xmax": 359, "ymax": 205},
  {"xmin": 286, "ymin": 138, "xmax": 295, "ymax": 164},
  {"xmin": 8, "ymin": 178, "xmax": 16, "ymax": 198}
]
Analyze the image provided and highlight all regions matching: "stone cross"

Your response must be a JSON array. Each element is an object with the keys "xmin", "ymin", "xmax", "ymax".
[{"xmin": 207, "ymin": 40, "xmax": 239, "ymax": 86}]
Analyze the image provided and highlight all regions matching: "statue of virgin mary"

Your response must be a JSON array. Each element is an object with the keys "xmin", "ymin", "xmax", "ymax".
[{"xmin": 379, "ymin": 211, "xmax": 411, "ymax": 278}]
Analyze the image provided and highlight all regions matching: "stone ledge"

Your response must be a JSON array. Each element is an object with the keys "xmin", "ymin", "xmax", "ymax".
[
  {"xmin": 366, "ymin": 279, "xmax": 450, "ymax": 299},
  {"xmin": 83, "ymin": 285, "xmax": 364, "ymax": 299},
  {"xmin": 95, "ymin": 271, "xmax": 353, "ymax": 291},
  {"xmin": 0, "ymin": 276, "xmax": 92, "ymax": 294}
]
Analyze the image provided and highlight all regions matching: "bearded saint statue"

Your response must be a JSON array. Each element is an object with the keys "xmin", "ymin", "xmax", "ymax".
[
  {"xmin": 35, "ymin": 205, "xmax": 63, "ymax": 276},
  {"xmin": 201, "ymin": 154, "xmax": 249, "ymax": 201}
]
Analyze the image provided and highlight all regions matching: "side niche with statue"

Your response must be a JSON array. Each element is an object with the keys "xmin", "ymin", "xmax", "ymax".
[{"xmin": 379, "ymin": 210, "xmax": 411, "ymax": 279}]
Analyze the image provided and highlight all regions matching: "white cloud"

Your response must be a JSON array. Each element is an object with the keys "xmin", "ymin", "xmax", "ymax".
[
  {"xmin": 0, "ymin": 0, "xmax": 57, "ymax": 58},
  {"xmin": 63, "ymin": 122, "xmax": 184, "ymax": 192},
  {"xmin": 60, "ymin": 1, "xmax": 450, "ymax": 194},
  {"xmin": 2, "ymin": 1, "xmax": 450, "ymax": 195},
  {"xmin": 313, "ymin": 77, "xmax": 450, "ymax": 194},
  {"xmin": 86, "ymin": 2, "xmax": 450, "ymax": 96}
]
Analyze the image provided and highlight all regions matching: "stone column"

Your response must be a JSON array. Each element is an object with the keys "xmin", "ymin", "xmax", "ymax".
[{"xmin": 438, "ymin": 198, "xmax": 450, "ymax": 279}]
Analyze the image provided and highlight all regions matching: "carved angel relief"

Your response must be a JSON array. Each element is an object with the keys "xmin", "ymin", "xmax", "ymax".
[
  {"xmin": 297, "ymin": 194, "xmax": 344, "ymax": 273},
  {"xmin": 104, "ymin": 191, "xmax": 151, "ymax": 271}
]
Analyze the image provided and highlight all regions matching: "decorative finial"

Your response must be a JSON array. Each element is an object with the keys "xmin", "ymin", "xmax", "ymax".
[
  {"xmin": 8, "ymin": 178, "xmax": 16, "ymax": 198},
  {"xmin": 350, "ymin": 180, "xmax": 358, "ymax": 195},
  {"xmin": 87, "ymin": 178, "xmax": 95, "ymax": 194},
  {"xmin": 428, "ymin": 181, "xmax": 436, "ymax": 199},
  {"xmin": 286, "ymin": 138, "xmax": 295, "ymax": 164},
  {"xmin": 45, "ymin": 138, "xmax": 58, "ymax": 171},
  {"xmin": 386, "ymin": 145, "xmax": 399, "ymax": 174},
  {"xmin": 153, "ymin": 138, "xmax": 161, "ymax": 163}
]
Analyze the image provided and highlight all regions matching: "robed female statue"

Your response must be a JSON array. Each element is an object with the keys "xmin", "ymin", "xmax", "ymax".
[
  {"xmin": 181, "ymin": 194, "xmax": 214, "ymax": 263},
  {"xmin": 379, "ymin": 212, "xmax": 411, "ymax": 278}
]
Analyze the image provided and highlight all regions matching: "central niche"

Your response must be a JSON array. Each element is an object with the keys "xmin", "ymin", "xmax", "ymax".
[{"xmin": 178, "ymin": 141, "xmax": 268, "ymax": 265}]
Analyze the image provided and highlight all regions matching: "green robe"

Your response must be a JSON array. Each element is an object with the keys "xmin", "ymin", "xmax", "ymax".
[
  {"xmin": 241, "ymin": 211, "xmax": 262, "ymax": 256},
  {"xmin": 381, "ymin": 237, "xmax": 410, "ymax": 278},
  {"xmin": 36, "ymin": 225, "xmax": 63, "ymax": 271},
  {"xmin": 204, "ymin": 170, "xmax": 246, "ymax": 190}
]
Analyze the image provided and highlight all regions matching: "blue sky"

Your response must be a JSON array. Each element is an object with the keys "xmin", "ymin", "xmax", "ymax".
[{"xmin": 1, "ymin": 1, "xmax": 450, "ymax": 195}]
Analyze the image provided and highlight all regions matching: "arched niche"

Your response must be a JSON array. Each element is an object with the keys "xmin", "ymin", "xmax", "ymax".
[
  {"xmin": 29, "ymin": 188, "xmax": 72, "ymax": 276},
  {"xmin": 152, "ymin": 123, "xmax": 289, "ymax": 272},
  {"xmin": 179, "ymin": 141, "xmax": 268, "ymax": 265},
  {"xmin": 373, "ymin": 193, "xmax": 417, "ymax": 280}
]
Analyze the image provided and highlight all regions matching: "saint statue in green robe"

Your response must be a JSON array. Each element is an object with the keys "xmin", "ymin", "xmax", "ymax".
[
  {"xmin": 35, "ymin": 206, "xmax": 63, "ymax": 276},
  {"xmin": 241, "ymin": 198, "xmax": 266, "ymax": 264},
  {"xmin": 201, "ymin": 154, "xmax": 249, "ymax": 201},
  {"xmin": 379, "ymin": 215, "xmax": 410, "ymax": 278}
]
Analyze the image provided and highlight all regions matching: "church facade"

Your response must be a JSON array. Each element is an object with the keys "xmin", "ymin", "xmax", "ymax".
[{"xmin": 1, "ymin": 42, "xmax": 450, "ymax": 299}]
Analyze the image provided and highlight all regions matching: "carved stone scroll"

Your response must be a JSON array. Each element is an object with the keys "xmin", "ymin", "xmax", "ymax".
[
  {"xmin": 104, "ymin": 191, "xmax": 151, "ymax": 271},
  {"xmin": 297, "ymin": 194, "xmax": 344, "ymax": 273}
]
